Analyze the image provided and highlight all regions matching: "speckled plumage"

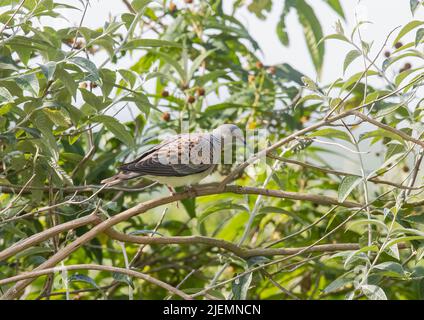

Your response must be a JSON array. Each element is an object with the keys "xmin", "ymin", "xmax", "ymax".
[{"xmin": 101, "ymin": 124, "xmax": 244, "ymax": 188}]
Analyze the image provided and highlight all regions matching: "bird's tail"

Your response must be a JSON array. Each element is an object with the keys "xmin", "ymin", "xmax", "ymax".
[{"xmin": 101, "ymin": 172, "xmax": 141, "ymax": 186}]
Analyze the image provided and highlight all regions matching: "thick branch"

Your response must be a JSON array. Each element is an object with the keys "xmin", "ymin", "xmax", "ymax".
[
  {"xmin": 104, "ymin": 228, "xmax": 364, "ymax": 258},
  {"xmin": 0, "ymin": 213, "xmax": 100, "ymax": 262},
  {"xmin": 0, "ymin": 264, "xmax": 191, "ymax": 300}
]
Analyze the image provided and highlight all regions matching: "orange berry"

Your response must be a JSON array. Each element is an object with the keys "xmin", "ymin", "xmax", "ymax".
[
  {"xmin": 79, "ymin": 82, "xmax": 87, "ymax": 89},
  {"xmin": 255, "ymin": 61, "xmax": 263, "ymax": 69},
  {"xmin": 187, "ymin": 95, "xmax": 195, "ymax": 103},
  {"xmin": 196, "ymin": 87, "xmax": 205, "ymax": 96},
  {"xmin": 184, "ymin": 0, "xmax": 193, "ymax": 3},
  {"xmin": 161, "ymin": 112, "xmax": 170, "ymax": 122},
  {"xmin": 169, "ymin": 2, "xmax": 177, "ymax": 12}
]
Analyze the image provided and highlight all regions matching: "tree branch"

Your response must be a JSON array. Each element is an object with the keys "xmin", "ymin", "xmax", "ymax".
[
  {"xmin": 0, "ymin": 264, "xmax": 192, "ymax": 300},
  {"xmin": 104, "ymin": 228, "xmax": 367, "ymax": 258},
  {"xmin": 352, "ymin": 111, "xmax": 424, "ymax": 148}
]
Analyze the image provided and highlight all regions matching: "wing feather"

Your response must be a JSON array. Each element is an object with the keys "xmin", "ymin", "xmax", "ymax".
[{"xmin": 119, "ymin": 134, "xmax": 218, "ymax": 177}]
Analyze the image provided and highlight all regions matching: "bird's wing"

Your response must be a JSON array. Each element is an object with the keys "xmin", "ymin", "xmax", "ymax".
[{"xmin": 119, "ymin": 133, "xmax": 217, "ymax": 177}]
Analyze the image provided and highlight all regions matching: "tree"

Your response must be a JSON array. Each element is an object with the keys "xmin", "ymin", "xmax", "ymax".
[{"xmin": 0, "ymin": 0, "xmax": 423, "ymax": 300}]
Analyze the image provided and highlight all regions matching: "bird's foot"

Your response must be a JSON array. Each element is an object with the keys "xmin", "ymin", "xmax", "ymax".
[{"xmin": 183, "ymin": 185, "xmax": 198, "ymax": 197}]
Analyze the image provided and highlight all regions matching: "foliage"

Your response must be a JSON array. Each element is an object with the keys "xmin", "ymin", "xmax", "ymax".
[{"xmin": 0, "ymin": 0, "xmax": 424, "ymax": 300}]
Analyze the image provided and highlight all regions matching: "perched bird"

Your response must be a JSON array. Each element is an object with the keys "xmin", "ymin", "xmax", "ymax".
[{"xmin": 101, "ymin": 124, "xmax": 245, "ymax": 189}]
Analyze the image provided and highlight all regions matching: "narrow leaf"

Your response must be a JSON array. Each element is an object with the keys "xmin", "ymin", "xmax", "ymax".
[{"xmin": 338, "ymin": 176, "xmax": 361, "ymax": 202}]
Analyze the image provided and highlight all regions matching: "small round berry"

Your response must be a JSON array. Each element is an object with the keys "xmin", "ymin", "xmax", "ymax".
[
  {"xmin": 404, "ymin": 62, "xmax": 412, "ymax": 70},
  {"xmin": 161, "ymin": 90, "xmax": 169, "ymax": 97},
  {"xmin": 79, "ymin": 82, "xmax": 88, "ymax": 89},
  {"xmin": 161, "ymin": 112, "xmax": 170, "ymax": 122},
  {"xmin": 169, "ymin": 2, "xmax": 177, "ymax": 12},
  {"xmin": 394, "ymin": 42, "xmax": 403, "ymax": 49},
  {"xmin": 255, "ymin": 61, "xmax": 263, "ymax": 69},
  {"xmin": 90, "ymin": 82, "xmax": 98, "ymax": 89},
  {"xmin": 402, "ymin": 166, "xmax": 410, "ymax": 173},
  {"xmin": 300, "ymin": 116, "xmax": 309, "ymax": 124},
  {"xmin": 181, "ymin": 83, "xmax": 189, "ymax": 90},
  {"xmin": 196, "ymin": 87, "xmax": 205, "ymax": 96},
  {"xmin": 184, "ymin": 0, "xmax": 193, "ymax": 3},
  {"xmin": 74, "ymin": 41, "xmax": 83, "ymax": 49},
  {"xmin": 384, "ymin": 51, "xmax": 391, "ymax": 58},
  {"xmin": 187, "ymin": 95, "xmax": 195, "ymax": 103}
]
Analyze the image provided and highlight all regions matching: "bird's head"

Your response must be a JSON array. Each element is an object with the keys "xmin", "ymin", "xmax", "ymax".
[{"xmin": 213, "ymin": 124, "xmax": 246, "ymax": 145}]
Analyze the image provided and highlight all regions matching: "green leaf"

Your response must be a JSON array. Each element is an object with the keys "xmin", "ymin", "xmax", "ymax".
[
  {"xmin": 99, "ymin": 68, "xmax": 116, "ymax": 98},
  {"xmin": 323, "ymin": 272, "xmax": 353, "ymax": 294},
  {"xmin": 247, "ymin": 0, "xmax": 272, "ymax": 19},
  {"xmin": 415, "ymin": 28, "xmax": 424, "ymax": 46},
  {"xmin": 188, "ymin": 49, "xmax": 216, "ymax": 81},
  {"xmin": 295, "ymin": 0, "xmax": 325, "ymax": 75},
  {"xmin": 324, "ymin": 0, "xmax": 345, "ymax": 19},
  {"xmin": 56, "ymin": 67, "xmax": 77, "ymax": 99},
  {"xmin": 318, "ymin": 33, "xmax": 350, "ymax": 46},
  {"xmin": 152, "ymin": 50, "xmax": 186, "ymax": 83},
  {"xmin": 385, "ymin": 236, "xmax": 424, "ymax": 249},
  {"xmin": 392, "ymin": 20, "xmax": 424, "ymax": 46},
  {"xmin": 341, "ymin": 70, "xmax": 379, "ymax": 91},
  {"xmin": 122, "ymin": 39, "xmax": 182, "ymax": 51},
  {"xmin": 92, "ymin": 115, "xmax": 134, "ymax": 147},
  {"xmin": 410, "ymin": 0, "xmax": 420, "ymax": 15},
  {"xmin": 338, "ymin": 176, "xmax": 361, "ymax": 202},
  {"xmin": 80, "ymin": 88, "xmax": 103, "ymax": 110},
  {"xmin": 131, "ymin": 0, "xmax": 152, "ymax": 12},
  {"xmin": 39, "ymin": 61, "xmax": 56, "ymax": 81},
  {"xmin": 43, "ymin": 108, "xmax": 72, "ymax": 128},
  {"xmin": 16, "ymin": 73, "xmax": 39, "ymax": 96},
  {"xmin": 15, "ymin": 246, "xmax": 54, "ymax": 259},
  {"xmin": 374, "ymin": 262, "xmax": 405, "ymax": 277},
  {"xmin": 309, "ymin": 128, "xmax": 351, "ymax": 142},
  {"xmin": 301, "ymin": 76, "xmax": 318, "ymax": 91},
  {"xmin": 344, "ymin": 245, "xmax": 378, "ymax": 268},
  {"xmin": 70, "ymin": 57, "xmax": 100, "ymax": 81},
  {"xmin": 385, "ymin": 143, "xmax": 405, "ymax": 161},
  {"xmin": 294, "ymin": 94, "xmax": 323, "ymax": 107},
  {"xmin": 231, "ymin": 272, "xmax": 252, "ymax": 300},
  {"xmin": 0, "ymin": 87, "xmax": 14, "ymax": 103},
  {"xmin": 343, "ymin": 50, "xmax": 361, "ymax": 74},
  {"xmin": 68, "ymin": 274, "xmax": 103, "ymax": 292},
  {"xmin": 113, "ymin": 272, "xmax": 135, "ymax": 289},
  {"xmin": 276, "ymin": 4, "xmax": 291, "ymax": 46},
  {"xmin": 347, "ymin": 219, "xmax": 388, "ymax": 233},
  {"xmin": 361, "ymin": 284, "xmax": 387, "ymax": 300},
  {"xmin": 359, "ymin": 128, "xmax": 404, "ymax": 144}
]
